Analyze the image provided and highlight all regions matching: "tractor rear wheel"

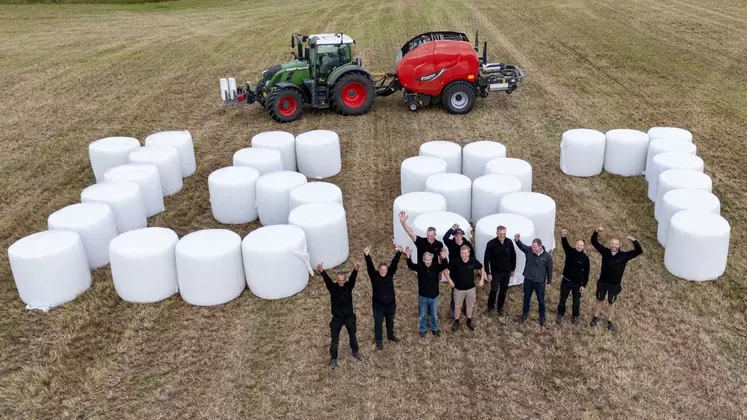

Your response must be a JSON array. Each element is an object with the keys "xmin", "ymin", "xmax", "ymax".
[
  {"xmin": 267, "ymin": 88, "xmax": 303, "ymax": 123},
  {"xmin": 442, "ymin": 81, "xmax": 476, "ymax": 115},
  {"xmin": 331, "ymin": 72, "xmax": 376, "ymax": 116}
]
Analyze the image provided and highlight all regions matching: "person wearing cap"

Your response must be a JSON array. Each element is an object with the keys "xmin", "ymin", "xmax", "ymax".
[
  {"xmin": 405, "ymin": 246, "xmax": 449, "ymax": 337},
  {"xmin": 483, "ymin": 225, "xmax": 516, "ymax": 316},
  {"xmin": 514, "ymin": 233, "xmax": 553, "ymax": 327},
  {"xmin": 315, "ymin": 261, "xmax": 363, "ymax": 369},
  {"xmin": 443, "ymin": 224, "xmax": 474, "ymax": 319},
  {"xmin": 364, "ymin": 245, "xmax": 403, "ymax": 350}
]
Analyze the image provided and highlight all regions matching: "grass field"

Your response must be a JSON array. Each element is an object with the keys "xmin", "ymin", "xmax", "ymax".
[{"xmin": 1, "ymin": 0, "xmax": 746, "ymax": 418}]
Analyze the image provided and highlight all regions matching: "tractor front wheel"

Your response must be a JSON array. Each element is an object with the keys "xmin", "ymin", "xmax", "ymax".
[
  {"xmin": 442, "ymin": 82, "xmax": 476, "ymax": 115},
  {"xmin": 267, "ymin": 88, "xmax": 303, "ymax": 123},
  {"xmin": 331, "ymin": 72, "xmax": 376, "ymax": 116}
]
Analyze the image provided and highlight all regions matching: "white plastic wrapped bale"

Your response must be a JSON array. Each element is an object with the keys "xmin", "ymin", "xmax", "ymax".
[
  {"xmin": 425, "ymin": 173, "xmax": 471, "ymax": 220},
  {"xmin": 242, "ymin": 224, "xmax": 312, "ymax": 299},
  {"xmin": 208, "ymin": 166, "xmax": 260, "ymax": 224},
  {"xmin": 471, "ymin": 174, "xmax": 522, "ymax": 224},
  {"xmin": 462, "ymin": 141, "xmax": 507, "ymax": 180},
  {"xmin": 393, "ymin": 192, "xmax": 447, "ymax": 261},
  {"xmin": 647, "ymin": 127, "xmax": 693, "ymax": 143},
  {"xmin": 289, "ymin": 202, "xmax": 349, "ymax": 268},
  {"xmin": 648, "ymin": 152, "xmax": 704, "ymax": 201},
  {"xmin": 80, "ymin": 182, "xmax": 147, "ymax": 233},
  {"xmin": 664, "ymin": 210, "xmax": 730, "ymax": 281},
  {"xmin": 559, "ymin": 129, "xmax": 606, "ymax": 177},
  {"xmin": 657, "ymin": 189, "xmax": 720, "ymax": 247},
  {"xmin": 144, "ymin": 130, "xmax": 196, "ymax": 177},
  {"xmin": 645, "ymin": 138, "xmax": 697, "ymax": 183},
  {"xmin": 88, "ymin": 136, "xmax": 141, "ymax": 183},
  {"xmin": 485, "ymin": 158, "xmax": 532, "ymax": 192},
  {"xmin": 412, "ymin": 211, "xmax": 471, "ymax": 262},
  {"xmin": 251, "ymin": 131, "xmax": 297, "ymax": 171},
  {"xmin": 109, "ymin": 227, "xmax": 179, "ymax": 303},
  {"xmin": 175, "ymin": 229, "xmax": 245, "ymax": 306},
  {"xmin": 289, "ymin": 181, "xmax": 343, "ymax": 211},
  {"xmin": 419, "ymin": 141, "xmax": 462, "ymax": 173},
  {"xmin": 603, "ymin": 129, "xmax": 650, "ymax": 176},
  {"xmin": 255, "ymin": 171, "xmax": 308, "ymax": 225},
  {"xmin": 128, "ymin": 145, "xmax": 183, "ymax": 196},
  {"xmin": 475, "ymin": 213, "xmax": 535, "ymax": 286},
  {"xmin": 103, "ymin": 163, "xmax": 164, "ymax": 217},
  {"xmin": 400, "ymin": 156, "xmax": 448, "ymax": 194},
  {"xmin": 499, "ymin": 192, "xmax": 556, "ymax": 251},
  {"xmin": 47, "ymin": 203, "xmax": 118, "ymax": 269},
  {"xmin": 233, "ymin": 147, "xmax": 283, "ymax": 175},
  {"xmin": 8, "ymin": 230, "xmax": 91, "ymax": 310},
  {"xmin": 654, "ymin": 169, "xmax": 712, "ymax": 221},
  {"xmin": 295, "ymin": 130, "xmax": 342, "ymax": 179}
]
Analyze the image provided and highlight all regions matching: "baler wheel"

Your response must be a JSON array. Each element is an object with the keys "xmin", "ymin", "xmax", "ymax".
[{"xmin": 442, "ymin": 81, "xmax": 476, "ymax": 115}]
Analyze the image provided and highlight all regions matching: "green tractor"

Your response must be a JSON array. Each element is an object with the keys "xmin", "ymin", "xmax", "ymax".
[{"xmin": 220, "ymin": 33, "xmax": 377, "ymax": 123}]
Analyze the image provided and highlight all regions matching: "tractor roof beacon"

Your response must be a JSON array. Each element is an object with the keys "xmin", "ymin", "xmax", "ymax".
[{"xmin": 220, "ymin": 30, "xmax": 523, "ymax": 123}]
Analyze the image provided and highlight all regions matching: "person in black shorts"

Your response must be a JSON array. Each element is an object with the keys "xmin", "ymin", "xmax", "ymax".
[
  {"xmin": 556, "ymin": 229, "xmax": 590, "ymax": 326},
  {"xmin": 316, "ymin": 261, "xmax": 362, "ymax": 369},
  {"xmin": 590, "ymin": 227, "xmax": 643, "ymax": 331}
]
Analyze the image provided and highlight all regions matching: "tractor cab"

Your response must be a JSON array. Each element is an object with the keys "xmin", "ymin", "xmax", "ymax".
[{"xmin": 293, "ymin": 33, "xmax": 356, "ymax": 82}]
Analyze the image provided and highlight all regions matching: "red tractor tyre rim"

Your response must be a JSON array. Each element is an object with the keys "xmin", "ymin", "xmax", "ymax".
[
  {"xmin": 278, "ymin": 96, "xmax": 298, "ymax": 116},
  {"xmin": 341, "ymin": 82, "xmax": 367, "ymax": 108}
]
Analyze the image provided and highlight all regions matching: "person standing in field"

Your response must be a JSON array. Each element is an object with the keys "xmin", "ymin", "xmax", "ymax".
[
  {"xmin": 316, "ymin": 261, "xmax": 362, "ymax": 369},
  {"xmin": 556, "ymin": 229, "xmax": 590, "ymax": 326},
  {"xmin": 514, "ymin": 234, "xmax": 553, "ymax": 327},
  {"xmin": 399, "ymin": 210, "xmax": 445, "ymax": 322},
  {"xmin": 443, "ymin": 224, "xmax": 475, "ymax": 319},
  {"xmin": 590, "ymin": 227, "xmax": 643, "ymax": 331},
  {"xmin": 483, "ymin": 225, "xmax": 516, "ymax": 316},
  {"xmin": 405, "ymin": 246, "xmax": 449, "ymax": 337},
  {"xmin": 364, "ymin": 245, "xmax": 403, "ymax": 350},
  {"xmin": 444, "ymin": 245, "xmax": 486, "ymax": 331}
]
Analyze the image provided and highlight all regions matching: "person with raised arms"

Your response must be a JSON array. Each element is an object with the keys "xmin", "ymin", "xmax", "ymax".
[
  {"xmin": 364, "ymin": 245, "xmax": 403, "ymax": 350},
  {"xmin": 590, "ymin": 227, "xmax": 643, "ymax": 331},
  {"xmin": 405, "ymin": 246, "xmax": 449, "ymax": 337},
  {"xmin": 514, "ymin": 233, "xmax": 553, "ymax": 327},
  {"xmin": 399, "ymin": 210, "xmax": 444, "ymax": 264},
  {"xmin": 316, "ymin": 261, "xmax": 362, "ymax": 369},
  {"xmin": 556, "ymin": 229, "xmax": 590, "ymax": 326}
]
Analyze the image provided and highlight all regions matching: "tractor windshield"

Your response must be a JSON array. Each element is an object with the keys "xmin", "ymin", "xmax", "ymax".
[{"xmin": 315, "ymin": 44, "xmax": 351, "ymax": 81}]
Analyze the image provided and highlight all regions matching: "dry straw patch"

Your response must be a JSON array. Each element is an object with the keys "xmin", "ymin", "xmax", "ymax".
[{"xmin": 1, "ymin": 0, "xmax": 746, "ymax": 418}]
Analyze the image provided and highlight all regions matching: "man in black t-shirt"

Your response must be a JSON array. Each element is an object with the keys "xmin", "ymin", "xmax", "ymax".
[
  {"xmin": 444, "ymin": 245, "xmax": 486, "ymax": 331},
  {"xmin": 590, "ymin": 227, "xmax": 643, "ymax": 331},
  {"xmin": 399, "ymin": 210, "xmax": 443, "ymax": 264},
  {"xmin": 405, "ymin": 246, "xmax": 449, "ymax": 337},
  {"xmin": 400, "ymin": 210, "xmax": 445, "ymax": 321},
  {"xmin": 443, "ymin": 224, "xmax": 474, "ymax": 318},
  {"xmin": 316, "ymin": 261, "xmax": 362, "ymax": 369}
]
